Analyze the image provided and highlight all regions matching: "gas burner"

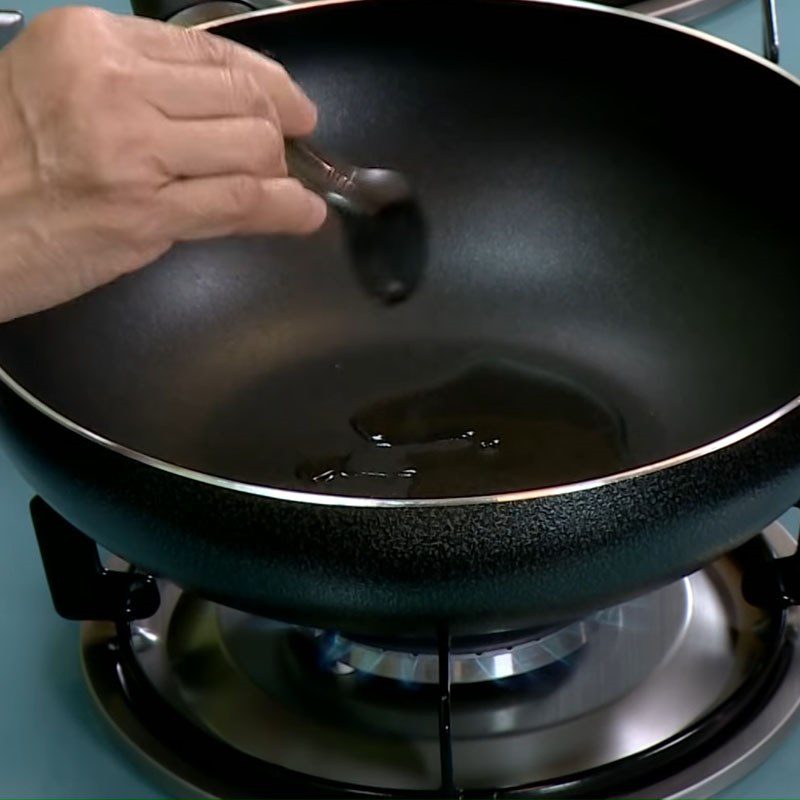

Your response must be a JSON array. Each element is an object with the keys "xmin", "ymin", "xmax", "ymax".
[
  {"xmin": 314, "ymin": 618, "xmax": 594, "ymax": 684},
  {"xmin": 81, "ymin": 521, "xmax": 800, "ymax": 798}
]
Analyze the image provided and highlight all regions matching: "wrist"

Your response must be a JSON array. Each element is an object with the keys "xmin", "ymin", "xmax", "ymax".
[
  {"xmin": 0, "ymin": 220, "xmax": 42, "ymax": 323},
  {"xmin": 0, "ymin": 49, "xmax": 49, "ymax": 322}
]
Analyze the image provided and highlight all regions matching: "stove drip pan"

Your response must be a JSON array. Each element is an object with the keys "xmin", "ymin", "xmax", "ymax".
[{"xmin": 82, "ymin": 521, "xmax": 800, "ymax": 798}]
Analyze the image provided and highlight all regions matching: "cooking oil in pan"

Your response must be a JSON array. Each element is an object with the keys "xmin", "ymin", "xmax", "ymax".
[{"xmin": 296, "ymin": 361, "xmax": 628, "ymax": 498}]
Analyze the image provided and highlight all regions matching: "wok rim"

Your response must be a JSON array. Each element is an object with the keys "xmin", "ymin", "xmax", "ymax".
[
  {"xmin": 2, "ymin": 0, "xmax": 799, "ymax": 509},
  {"xmin": 2, "ymin": 362, "xmax": 797, "ymax": 507}
]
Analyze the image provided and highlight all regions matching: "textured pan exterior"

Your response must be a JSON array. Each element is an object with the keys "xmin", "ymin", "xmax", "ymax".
[{"xmin": 2, "ymin": 380, "xmax": 799, "ymax": 636}]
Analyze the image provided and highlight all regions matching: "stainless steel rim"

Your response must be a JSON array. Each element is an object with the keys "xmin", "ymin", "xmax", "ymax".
[{"xmin": 2, "ymin": 0, "xmax": 800, "ymax": 508}]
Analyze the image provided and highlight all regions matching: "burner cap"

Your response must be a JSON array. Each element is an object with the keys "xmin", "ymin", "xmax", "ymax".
[{"xmin": 314, "ymin": 618, "xmax": 596, "ymax": 684}]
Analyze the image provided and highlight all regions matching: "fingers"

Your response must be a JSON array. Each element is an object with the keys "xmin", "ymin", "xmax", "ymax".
[
  {"xmin": 138, "ymin": 62, "xmax": 279, "ymax": 122},
  {"xmin": 112, "ymin": 14, "xmax": 240, "ymax": 66},
  {"xmin": 152, "ymin": 117, "xmax": 288, "ymax": 179},
  {"xmin": 123, "ymin": 17, "xmax": 317, "ymax": 136},
  {"xmin": 158, "ymin": 175, "xmax": 328, "ymax": 239}
]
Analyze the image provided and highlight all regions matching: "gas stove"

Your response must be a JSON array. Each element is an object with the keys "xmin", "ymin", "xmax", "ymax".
[
  {"xmin": 4, "ymin": 445, "xmax": 800, "ymax": 799},
  {"xmin": 78, "ymin": 528, "xmax": 800, "ymax": 797},
  {"xmin": 5, "ymin": 1, "xmax": 800, "ymax": 798}
]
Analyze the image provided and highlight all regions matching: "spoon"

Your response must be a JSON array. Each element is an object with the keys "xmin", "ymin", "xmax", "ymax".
[
  {"xmin": 0, "ymin": 10, "xmax": 23, "ymax": 49},
  {"xmin": 286, "ymin": 140, "xmax": 427, "ymax": 305}
]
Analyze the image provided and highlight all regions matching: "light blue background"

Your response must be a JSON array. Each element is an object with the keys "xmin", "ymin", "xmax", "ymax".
[{"xmin": 3, "ymin": 0, "xmax": 800, "ymax": 797}]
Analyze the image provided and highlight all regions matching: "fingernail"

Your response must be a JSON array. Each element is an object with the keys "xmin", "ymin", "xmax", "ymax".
[
  {"xmin": 293, "ymin": 83, "xmax": 318, "ymax": 121},
  {"xmin": 292, "ymin": 80, "xmax": 313, "ymax": 105},
  {"xmin": 306, "ymin": 191, "xmax": 328, "ymax": 229}
]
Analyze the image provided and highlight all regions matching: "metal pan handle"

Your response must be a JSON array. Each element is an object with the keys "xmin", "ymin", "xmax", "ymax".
[{"xmin": 761, "ymin": 0, "xmax": 779, "ymax": 65}]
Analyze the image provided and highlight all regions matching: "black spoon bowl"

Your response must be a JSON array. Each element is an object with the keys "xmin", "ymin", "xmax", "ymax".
[{"xmin": 286, "ymin": 140, "xmax": 427, "ymax": 304}]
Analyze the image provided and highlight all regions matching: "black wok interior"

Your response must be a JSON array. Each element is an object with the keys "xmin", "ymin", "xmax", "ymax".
[{"xmin": 1, "ymin": 0, "xmax": 799, "ymax": 499}]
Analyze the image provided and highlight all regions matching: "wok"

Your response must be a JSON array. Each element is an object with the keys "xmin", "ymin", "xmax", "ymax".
[{"xmin": 0, "ymin": 0, "xmax": 799, "ymax": 637}]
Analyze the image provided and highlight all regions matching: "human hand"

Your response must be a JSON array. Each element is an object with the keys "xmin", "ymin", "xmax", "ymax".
[{"xmin": 0, "ymin": 7, "xmax": 326, "ymax": 322}]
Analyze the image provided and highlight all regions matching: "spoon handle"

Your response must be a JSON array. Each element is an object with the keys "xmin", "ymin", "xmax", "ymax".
[
  {"xmin": 0, "ymin": 10, "xmax": 23, "ymax": 49},
  {"xmin": 285, "ymin": 140, "xmax": 357, "ymax": 210}
]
